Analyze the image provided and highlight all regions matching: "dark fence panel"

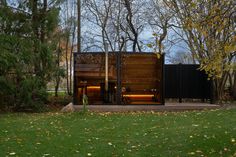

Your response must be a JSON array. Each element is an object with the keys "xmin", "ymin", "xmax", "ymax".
[{"xmin": 165, "ymin": 64, "xmax": 212, "ymax": 102}]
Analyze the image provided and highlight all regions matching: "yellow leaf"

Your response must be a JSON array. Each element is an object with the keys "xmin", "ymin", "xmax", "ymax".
[
  {"xmin": 152, "ymin": 32, "xmax": 158, "ymax": 36},
  {"xmin": 224, "ymin": 45, "xmax": 236, "ymax": 53},
  {"xmin": 147, "ymin": 44, "xmax": 153, "ymax": 48},
  {"xmin": 156, "ymin": 53, "xmax": 161, "ymax": 59}
]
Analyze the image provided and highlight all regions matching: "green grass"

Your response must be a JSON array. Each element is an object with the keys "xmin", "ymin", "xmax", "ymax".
[{"xmin": 0, "ymin": 109, "xmax": 236, "ymax": 157}]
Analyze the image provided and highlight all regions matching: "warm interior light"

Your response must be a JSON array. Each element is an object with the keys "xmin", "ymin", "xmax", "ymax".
[
  {"xmin": 123, "ymin": 94, "xmax": 154, "ymax": 98},
  {"xmin": 87, "ymin": 86, "xmax": 101, "ymax": 89}
]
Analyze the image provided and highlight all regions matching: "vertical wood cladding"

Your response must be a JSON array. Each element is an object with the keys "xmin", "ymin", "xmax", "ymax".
[
  {"xmin": 121, "ymin": 53, "xmax": 161, "ymax": 93},
  {"xmin": 74, "ymin": 52, "xmax": 164, "ymax": 105}
]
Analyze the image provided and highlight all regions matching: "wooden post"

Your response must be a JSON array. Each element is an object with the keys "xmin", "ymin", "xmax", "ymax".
[
  {"xmin": 116, "ymin": 52, "xmax": 122, "ymax": 105},
  {"xmin": 104, "ymin": 42, "xmax": 109, "ymax": 103},
  {"xmin": 105, "ymin": 42, "xmax": 108, "ymax": 92}
]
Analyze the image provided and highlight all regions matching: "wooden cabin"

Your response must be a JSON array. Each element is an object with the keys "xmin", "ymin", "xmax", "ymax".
[{"xmin": 73, "ymin": 52, "xmax": 164, "ymax": 105}]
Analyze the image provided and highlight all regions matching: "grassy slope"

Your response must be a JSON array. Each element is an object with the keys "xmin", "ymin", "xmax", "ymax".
[{"xmin": 0, "ymin": 109, "xmax": 236, "ymax": 157}]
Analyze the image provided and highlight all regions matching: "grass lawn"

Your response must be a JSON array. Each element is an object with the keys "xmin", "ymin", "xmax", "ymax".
[{"xmin": 0, "ymin": 109, "xmax": 236, "ymax": 157}]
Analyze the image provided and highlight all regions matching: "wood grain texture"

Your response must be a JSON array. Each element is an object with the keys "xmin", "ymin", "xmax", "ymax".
[{"xmin": 74, "ymin": 52, "xmax": 163, "ymax": 104}]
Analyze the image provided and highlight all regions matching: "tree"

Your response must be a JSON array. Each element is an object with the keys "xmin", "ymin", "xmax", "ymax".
[
  {"xmin": 61, "ymin": 0, "xmax": 77, "ymax": 95},
  {"xmin": 83, "ymin": 0, "xmax": 116, "ymax": 51},
  {"xmin": 51, "ymin": 28, "xmax": 66, "ymax": 97},
  {"xmin": 145, "ymin": 0, "xmax": 177, "ymax": 54},
  {"xmin": 82, "ymin": 0, "xmax": 147, "ymax": 52},
  {"xmin": 0, "ymin": 0, "xmax": 61, "ymax": 110},
  {"xmin": 228, "ymin": 57, "xmax": 236, "ymax": 99},
  {"xmin": 167, "ymin": 0, "xmax": 236, "ymax": 102},
  {"xmin": 122, "ymin": 0, "xmax": 142, "ymax": 52}
]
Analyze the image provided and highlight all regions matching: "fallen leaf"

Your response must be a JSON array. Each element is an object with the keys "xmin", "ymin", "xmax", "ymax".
[
  {"xmin": 231, "ymin": 138, "xmax": 235, "ymax": 143},
  {"xmin": 9, "ymin": 152, "xmax": 16, "ymax": 156}
]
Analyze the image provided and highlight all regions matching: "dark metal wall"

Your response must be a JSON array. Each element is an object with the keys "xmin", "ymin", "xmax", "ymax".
[{"xmin": 164, "ymin": 64, "xmax": 212, "ymax": 102}]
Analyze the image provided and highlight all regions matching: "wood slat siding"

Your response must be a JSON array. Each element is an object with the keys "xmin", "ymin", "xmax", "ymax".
[
  {"xmin": 122, "ymin": 54, "xmax": 161, "ymax": 96},
  {"xmin": 124, "ymin": 64, "xmax": 157, "ymax": 70},
  {"xmin": 74, "ymin": 52, "xmax": 163, "ymax": 105}
]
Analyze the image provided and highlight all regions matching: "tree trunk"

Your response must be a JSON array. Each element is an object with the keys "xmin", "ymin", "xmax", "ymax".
[
  {"xmin": 55, "ymin": 42, "xmax": 61, "ymax": 97},
  {"xmin": 55, "ymin": 82, "xmax": 59, "ymax": 97},
  {"xmin": 65, "ymin": 35, "xmax": 70, "ymax": 95},
  {"xmin": 1, "ymin": 0, "xmax": 7, "ymax": 5},
  {"xmin": 213, "ymin": 78, "xmax": 226, "ymax": 104},
  {"xmin": 65, "ymin": 0, "xmax": 71, "ymax": 95},
  {"xmin": 123, "ymin": 0, "xmax": 140, "ymax": 52},
  {"xmin": 69, "ymin": 17, "xmax": 76, "ymax": 96},
  {"xmin": 233, "ymin": 71, "xmax": 236, "ymax": 99},
  {"xmin": 32, "ymin": 0, "xmax": 38, "ymax": 38},
  {"xmin": 77, "ymin": 0, "xmax": 81, "ymax": 53},
  {"xmin": 73, "ymin": 0, "xmax": 81, "ymax": 105},
  {"xmin": 158, "ymin": 26, "xmax": 167, "ymax": 54},
  {"xmin": 41, "ymin": 0, "xmax": 47, "ymax": 43},
  {"xmin": 32, "ymin": 0, "xmax": 39, "ymax": 76}
]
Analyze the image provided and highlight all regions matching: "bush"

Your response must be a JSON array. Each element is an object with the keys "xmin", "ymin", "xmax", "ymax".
[
  {"xmin": 46, "ymin": 95, "xmax": 72, "ymax": 111},
  {"xmin": 47, "ymin": 95, "xmax": 72, "ymax": 106},
  {"xmin": 0, "ymin": 76, "xmax": 49, "ymax": 112},
  {"xmin": 16, "ymin": 77, "xmax": 48, "ymax": 111}
]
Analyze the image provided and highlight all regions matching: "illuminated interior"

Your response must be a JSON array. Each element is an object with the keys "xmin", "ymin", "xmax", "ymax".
[
  {"xmin": 123, "ymin": 94, "xmax": 154, "ymax": 98},
  {"xmin": 77, "ymin": 84, "xmax": 160, "ymax": 104},
  {"xmin": 87, "ymin": 86, "xmax": 101, "ymax": 89},
  {"xmin": 75, "ymin": 52, "xmax": 163, "ymax": 105}
]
